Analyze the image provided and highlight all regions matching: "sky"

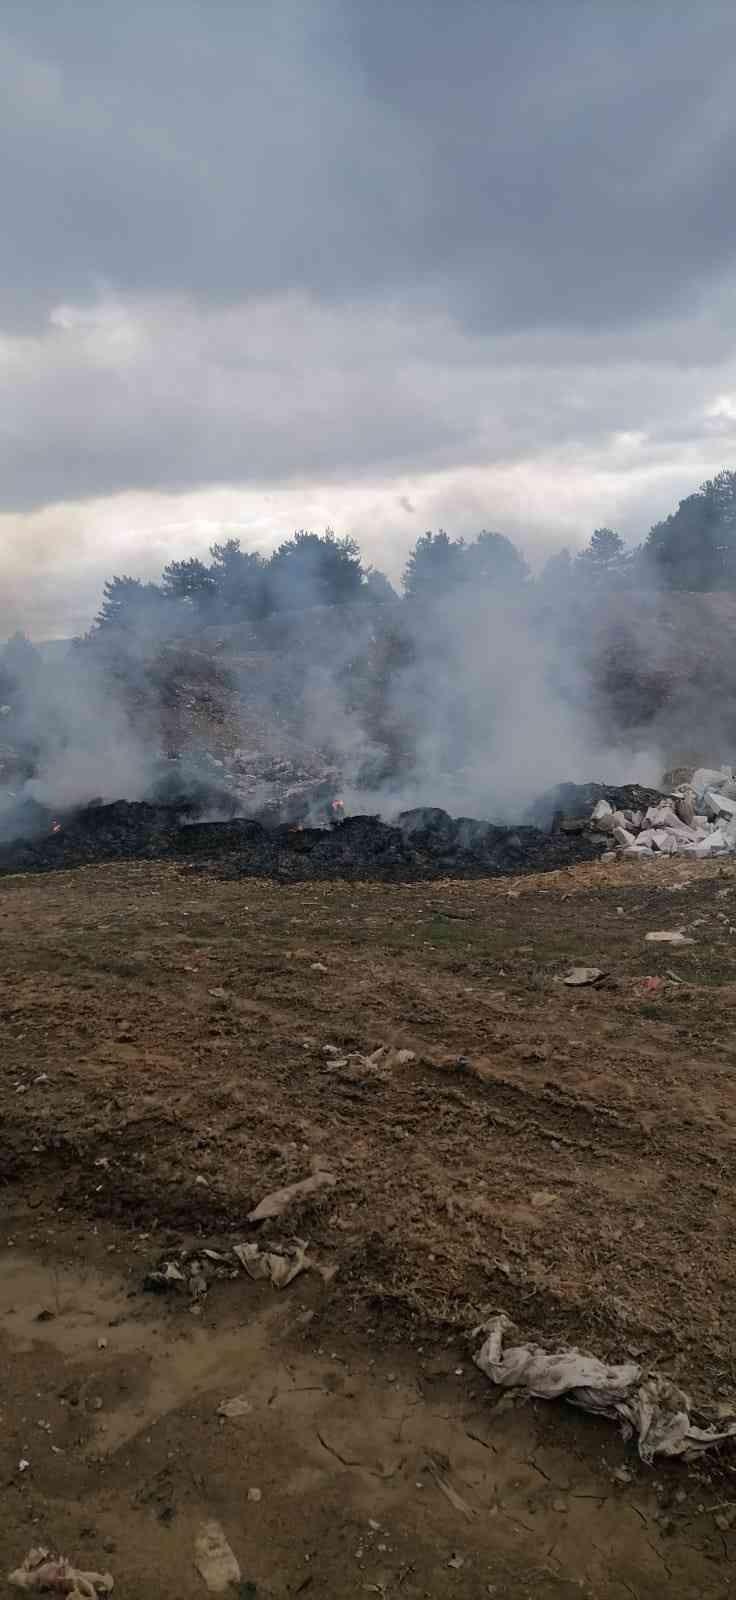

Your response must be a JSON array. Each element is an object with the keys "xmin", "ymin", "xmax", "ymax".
[{"xmin": 3, "ymin": 0, "xmax": 736, "ymax": 637}]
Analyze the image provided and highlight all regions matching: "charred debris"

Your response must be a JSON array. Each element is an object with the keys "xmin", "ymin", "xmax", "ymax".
[{"xmin": 0, "ymin": 789, "xmax": 602, "ymax": 883}]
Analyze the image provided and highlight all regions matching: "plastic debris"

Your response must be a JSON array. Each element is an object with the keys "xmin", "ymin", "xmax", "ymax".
[
  {"xmin": 645, "ymin": 930, "xmax": 695, "ymax": 946},
  {"xmin": 233, "ymin": 1238, "xmax": 312, "ymax": 1288},
  {"xmin": 216, "ymin": 1395, "xmax": 252, "ymax": 1419},
  {"xmin": 474, "ymin": 1314, "xmax": 736, "ymax": 1461},
  {"xmin": 248, "ymin": 1170, "xmax": 336, "ymax": 1222},
  {"xmin": 7, "ymin": 1548, "xmax": 113, "ymax": 1595},
  {"xmin": 563, "ymin": 967, "xmax": 606, "ymax": 987},
  {"xmin": 193, "ymin": 1521, "xmax": 241, "ymax": 1594},
  {"xmin": 143, "ymin": 1260, "xmax": 186, "ymax": 1292}
]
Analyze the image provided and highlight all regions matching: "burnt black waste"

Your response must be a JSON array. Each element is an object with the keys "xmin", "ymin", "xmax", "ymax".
[{"xmin": 0, "ymin": 797, "xmax": 603, "ymax": 882}]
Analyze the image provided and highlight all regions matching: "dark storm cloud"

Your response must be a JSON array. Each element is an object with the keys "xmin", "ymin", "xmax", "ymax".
[{"xmin": 2, "ymin": 0, "xmax": 736, "ymax": 332}]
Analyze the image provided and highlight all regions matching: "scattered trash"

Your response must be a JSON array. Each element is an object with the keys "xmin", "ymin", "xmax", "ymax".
[
  {"xmin": 563, "ymin": 967, "xmax": 606, "ymax": 987},
  {"xmin": 97, "ymin": 1338, "xmax": 107, "ymax": 1351},
  {"xmin": 143, "ymin": 1248, "xmax": 235, "ymax": 1300},
  {"xmin": 448, "ymin": 1555, "xmax": 465, "ymax": 1570},
  {"xmin": 7, "ymin": 1548, "xmax": 113, "ymax": 1595},
  {"xmin": 474, "ymin": 1314, "xmax": 736, "ymax": 1461},
  {"xmin": 143, "ymin": 1261, "xmax": 187, "ymax": 1293},
  {"xmin": 248, "ymin": 1170, "xmax": 336, "ymax": 1222},
  {"xmin": 425, "ymin": 1461, "xmax": 475, "ymax": 1520},
  {"xmin": 530, "ymin": 1190, "xmax": 559, "ymax": 1208},
  {"xmin": 247, "ymin": 1487, "xmax": 262, "ymax": 1503},
  {"xmin": 310, "ymin": 962, "xmax": 327, "ymax": 972},
  {"xmin": 193, "ymin": 1520, "xmax": 241, "ymax": 1594},
  {"xmin": 639, "ymin": 976, "xmax": 663, "ymax": 993},
  {"xmin": 645, "ymin": 930, "xmax": 695, "ymax": 946},
  {"xmin": 233, "ymin": 1239, "xmax": 312, "ymax": 1289},
  {"xmin": 323, "ymin": 1043, "xmax": 416, "ymax": 1079},
  {"xmin": 216, "ymin": 1396, "xmax": 252, "ymax": 1419}
]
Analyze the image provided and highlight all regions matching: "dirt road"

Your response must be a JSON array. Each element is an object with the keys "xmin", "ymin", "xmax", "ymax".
[{"xmin": 3, "ymin": 854, "xmax": 736, "ymax": 1594}]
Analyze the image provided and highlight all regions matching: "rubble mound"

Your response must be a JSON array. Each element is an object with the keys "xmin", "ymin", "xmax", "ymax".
[
  {"xmin": 588, "ymin": 766, "xmax": 736, "ymax": 859},
  {"xmin": 529, "ymin": 780, "xmax": 665, "ymax": 831},
  {"xmin": 0, "ymin": 800, "xmax": 601, "ymax": 882}
]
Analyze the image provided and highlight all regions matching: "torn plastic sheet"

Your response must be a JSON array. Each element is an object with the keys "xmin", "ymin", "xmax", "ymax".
[
  {"xmin": 474, "ymin": 1315, "xmax": 736, "ymax": 1462},
  {"xmin": 233, "ymin": 1238, "xmax": 312, "ymax": 1288},
  {"xmin": 7, "ymin": 1548, "xmax": 113, "ymax": 1595}
]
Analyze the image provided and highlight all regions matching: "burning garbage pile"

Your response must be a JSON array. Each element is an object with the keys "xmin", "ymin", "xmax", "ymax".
[
  {"xmin": 0, "ymin": 795, "xmax": 602, "ymax": 881},
  {"xmin": 590, "ymin": 767, "xmax": 736, "ymax": 859}
]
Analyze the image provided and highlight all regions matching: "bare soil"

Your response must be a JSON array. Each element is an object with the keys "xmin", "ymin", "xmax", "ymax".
[{"xmin": 4, "ymin": 852, "xmax": 736, "ymax": 1595}]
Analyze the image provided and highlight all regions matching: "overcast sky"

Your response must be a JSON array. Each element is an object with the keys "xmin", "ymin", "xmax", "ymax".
[{"xmin": 3, "ymin": 0, "xmax": 736, "ymax": 636}]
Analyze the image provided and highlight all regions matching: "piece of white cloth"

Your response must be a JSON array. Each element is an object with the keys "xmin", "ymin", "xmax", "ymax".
[{"xmin": 474, "ymin": 1315, "xmax": 736, "ymax": 1461}]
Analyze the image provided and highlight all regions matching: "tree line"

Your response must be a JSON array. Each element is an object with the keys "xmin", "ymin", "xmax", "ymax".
[{"xmin": 62, "ymin": 465, "xmax": 736, "ymax": 638}]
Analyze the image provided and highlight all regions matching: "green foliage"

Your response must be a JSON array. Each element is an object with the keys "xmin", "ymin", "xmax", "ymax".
[
  {"xmin": 363, "ymin": 567, "xmax": 398, "ymax": 603},
  {"xmin": 464, "ymin": 529, "xmax": 530, "ymax": 587},
  {"xmin": 645, "ymin": 469, "xmax": 736, "ymax": 590},
  {"xmin": 161, "ymin": 557, "xmax": 218, "ymax": 607},
  {"xmin": 576, "ymin": 527, "xmax": 630, "ymax": 587},
  {"xmin": 268, "ymin": 528, "xmax": 365, "ymax": 609},
  {"xmin": 209, "ymin": 539, "xmax": 270, "ymax": 618},
  {"xmin": 93, "ymin": 576, "xmax": 169, "ymax": 633},
  {"xmin": 403, "ymin": 528, "xmax": 527, "ymax": 600},
  {"xmin": 402, "ymin": 530, "xmax": 466, "ymax": 599},
  {"xmin": 85, "ymin": 464, "xmax": 736, "ymax": 645}
]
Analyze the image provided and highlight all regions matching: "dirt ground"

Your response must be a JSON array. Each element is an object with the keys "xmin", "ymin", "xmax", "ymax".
[{"xmin": 4, "ymin": 852, "xmax": 736, "ymax": 1596}]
